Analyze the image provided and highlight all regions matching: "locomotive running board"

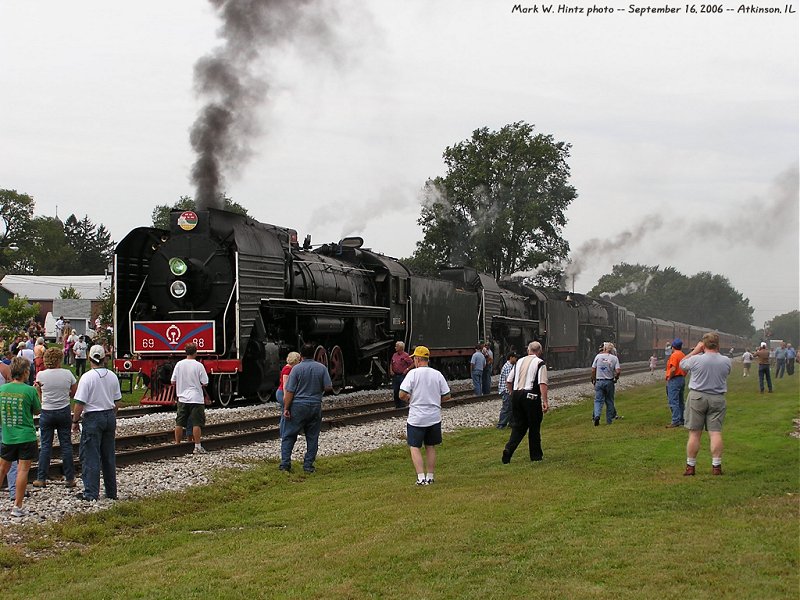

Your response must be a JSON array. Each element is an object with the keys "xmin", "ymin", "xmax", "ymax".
[{"xmin": 261, "ymin": 298, "xmax": 389, "ymax": 318}]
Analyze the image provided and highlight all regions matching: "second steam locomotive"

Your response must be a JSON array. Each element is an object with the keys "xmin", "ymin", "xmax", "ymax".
[{"xmin": 113, "ymin": 209, "xmax": 745, "ymax": 406}]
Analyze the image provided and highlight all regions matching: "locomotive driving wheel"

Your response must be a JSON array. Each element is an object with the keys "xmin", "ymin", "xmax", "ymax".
[
  {"xmin": 215, "ymin": 374, "xmax": 236, "ymax": 408},
  {"xmin": 328, "ymin": 345, "xmax": 345, "ymax": 394},
  {"xmin": 314, "ymin": 345, "xmax": 328, "ymax": 368}
]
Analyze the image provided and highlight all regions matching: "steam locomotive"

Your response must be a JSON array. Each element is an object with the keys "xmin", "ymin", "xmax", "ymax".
[{"xmin": 113, "ymin": 209, "xmax": 746, "ymax": 406}]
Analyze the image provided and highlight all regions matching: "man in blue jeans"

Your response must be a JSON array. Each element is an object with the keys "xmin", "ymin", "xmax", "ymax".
[
  {"xmin": 591, "ymin": 343, "xmax": 621, "ymax": 426},
  {"xmin": 470, "ymin": 344, "xmax": 486, "ymax": 396},
  {"xmin": 71, "ymin": 345, "xmax": 122, "ymax": 501},
  {"xmin": 280, "ymin": 343, "xmax": 333, "ymax": 473}
]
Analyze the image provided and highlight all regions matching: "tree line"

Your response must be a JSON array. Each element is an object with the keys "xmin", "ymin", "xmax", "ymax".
[
  {"xmin": 0, "ymin": 189, "xmax": 114, "ymax": 276},
  {"xmin": 588, "ymin": 263, "xmax": 755, "ymax": 337}
]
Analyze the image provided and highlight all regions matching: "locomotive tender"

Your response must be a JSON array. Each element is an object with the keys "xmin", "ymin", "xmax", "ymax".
[{"xmin": 113, "ymin": 209, "xmax": 746, "ymax": 406}]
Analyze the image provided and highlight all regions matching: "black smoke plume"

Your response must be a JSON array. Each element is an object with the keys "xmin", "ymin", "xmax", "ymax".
[{"xmin": 190, "ymin": 0, "xmax": 339, "ymax": 210}]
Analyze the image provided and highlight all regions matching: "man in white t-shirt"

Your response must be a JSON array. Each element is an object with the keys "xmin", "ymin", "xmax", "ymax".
[
  {"xmin": 399, "ymin": 346, "xmax": 451, "ymax": 486},
  {"xmin": 171, "ymin": 343, "xmax": 209, "ymax": 454},
  {"xmin": 71, "ymin": 345, "xmax": 122, "ymax": 501},
  {"xmin": 73, "ymin": 336, "xmax": 88, "ymax": 377}
]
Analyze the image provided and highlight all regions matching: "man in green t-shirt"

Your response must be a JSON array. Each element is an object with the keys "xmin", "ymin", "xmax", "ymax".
[{"xmin": 0, "ymin": 357, "xmax": 41, "ymax": 518}]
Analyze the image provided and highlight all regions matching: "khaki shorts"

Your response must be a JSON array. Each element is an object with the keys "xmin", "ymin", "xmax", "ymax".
[
  {"xmin": 176, "ymin": 402, "xmax": 206, "ymax": 428},
  {"xmin": 684, "ymin": 390, "xmax": 726, "ymax": 432}
]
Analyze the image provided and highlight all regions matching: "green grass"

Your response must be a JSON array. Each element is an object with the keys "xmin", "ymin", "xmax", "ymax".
[{"xmin": 2, "ymin": 373, "xmax": 797, "ymax": 599}]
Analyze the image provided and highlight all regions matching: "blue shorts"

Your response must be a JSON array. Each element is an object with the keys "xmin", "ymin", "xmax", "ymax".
[{"xmin": 406, "ymin": 422, "xmax": 442, "ymax": 448}]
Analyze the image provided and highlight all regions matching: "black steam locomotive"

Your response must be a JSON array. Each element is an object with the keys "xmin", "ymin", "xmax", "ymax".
[{"xmin": 113, "ymin": 209, "xmax": 746, "ymax": 406}]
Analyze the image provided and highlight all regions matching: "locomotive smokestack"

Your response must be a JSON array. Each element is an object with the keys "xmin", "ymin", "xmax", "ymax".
[{"xmin": 190, "ymin": 0, "xmax": 340, "ymax": 210}]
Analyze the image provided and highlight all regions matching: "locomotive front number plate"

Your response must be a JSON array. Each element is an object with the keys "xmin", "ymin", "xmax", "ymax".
[{"xmin": 133, "ymin": 321, "xmax": 215, "ymax": 353}]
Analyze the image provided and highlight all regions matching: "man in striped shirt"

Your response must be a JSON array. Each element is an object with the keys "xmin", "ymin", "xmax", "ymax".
[{"xmin": 496, "ymin": 352, "xmax": 517, "ymax": 429}]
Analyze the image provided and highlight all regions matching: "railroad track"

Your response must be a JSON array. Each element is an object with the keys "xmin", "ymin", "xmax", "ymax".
[
  {"xmin": 37, "ymin": 363, "xmax": 652, "ymax": 480},
  {"xmin": 34, "ymin": 405, "xmax": 164, "ymax": 427}
]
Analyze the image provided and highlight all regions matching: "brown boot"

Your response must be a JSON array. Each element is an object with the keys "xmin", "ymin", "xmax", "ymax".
[
  {"xmin": 683, "ymin": 464, "xmax": 695, "ymax": 476},
  {"xmin": 712, "ymin": 465, "xmax": 723, "ymax": 476}
]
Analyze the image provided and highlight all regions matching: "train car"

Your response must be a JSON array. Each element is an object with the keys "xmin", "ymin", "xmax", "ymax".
[
  {"xmin": 673, "ymin": 322, "xmax": 691, "ymax": 348},
  {"xmin": 634, "ymin": 317, "xmax": 654, "ymax": 361},
  {"xmin": 441, "ymin": 268, "xmax": 540, "ymax": 371},
  {"xmin": 651, "ymin": 318, "xmax": 675, "ymax": 357},
  {"xmin": 405, "ymin": 273, "xmax": 479, "ymax": 379}
]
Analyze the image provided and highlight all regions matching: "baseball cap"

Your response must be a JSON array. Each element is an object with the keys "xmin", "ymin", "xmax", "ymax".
[
  {"xmin": 672, "ymin": 338, "xmax": 683, "ymax": 350},
  {"xmin": 89, "ymin": 345, "xmax": 106, "ymax": 363},
  {"xmin": 411, "ymin": 345, "xmax": 430, "ymax": 359},
  {"xmin": 760, "ymin": 342, "xmax": 767, "ymax": 348}
]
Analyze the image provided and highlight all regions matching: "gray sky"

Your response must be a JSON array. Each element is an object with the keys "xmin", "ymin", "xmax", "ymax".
[{"xmin": 1, "ymin": 1, "xmax": 797, "ymax": 329}]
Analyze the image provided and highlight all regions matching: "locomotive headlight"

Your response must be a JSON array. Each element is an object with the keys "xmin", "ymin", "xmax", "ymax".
[
  {"xmin": 170, "ymin": 280, "xmax": 188, "ymax": 299},
  {"xmin": 169, "ymin": 257, "xmax": 188, "ymax": 276}
]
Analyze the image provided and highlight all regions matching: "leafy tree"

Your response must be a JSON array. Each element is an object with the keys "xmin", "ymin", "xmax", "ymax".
[
  {"xmin": 409, "ymin": 122, "xmax": 575, "ymax": 284},
  {"xmin": 16, "ymin": 217, "xmax": 80, "ymax": 275},
  {"xmin": 59, "ymin": 285, "xmax": 82, "ymax": 299},
  {"xmin": 151, "ymin": 195, "xmax": 249, "ymax": 230},
  {"xmin": 1, "ymin": 189, "xmax": 115, "ymax": 276},
  {"xmin": 765, "ymin": 310, "xmax": 799, "ymax": 343},
  {"xmin": 0, "ymin": 296, "xmax": 40, "ymax": 345},
  {"xmin": 590, "ymin": 263, "xmax": 755, "ymax": 336},
  {"xmin": 0, "ymin": 189, "xmax": 35, "ymax": 272}
]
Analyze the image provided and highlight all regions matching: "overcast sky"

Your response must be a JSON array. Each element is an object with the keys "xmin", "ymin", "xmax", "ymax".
[{"xmin": 1, "ymin": 1, "xmax": 797, "ymax": 329}]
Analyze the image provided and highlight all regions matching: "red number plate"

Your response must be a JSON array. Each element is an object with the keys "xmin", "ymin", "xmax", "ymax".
[{"xmin": 132, "ymin": 321, "xmax": 215, "ymax": 353}]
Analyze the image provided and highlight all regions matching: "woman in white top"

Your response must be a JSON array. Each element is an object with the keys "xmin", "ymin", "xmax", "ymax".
[{"xmin": 33, "ymin": 347, "xmax": 77, "ymax": 487}]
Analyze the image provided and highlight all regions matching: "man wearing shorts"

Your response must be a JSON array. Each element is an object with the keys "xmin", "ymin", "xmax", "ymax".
[
  {"xmin": 0, "ymin": 357, "xmax": 41, "ymax": 517},
  {"xmin": 172, "ymin": 343, "xmax": 209, "ymax": 454},
  {"xmin": 679, "ymin": 332, "xmax": 732, "ymax": 476},
  {"xmin": 399, "ymin": 346, "xmax": 451, "ymax": 485}
]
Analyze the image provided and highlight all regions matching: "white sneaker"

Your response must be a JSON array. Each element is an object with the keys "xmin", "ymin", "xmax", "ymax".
[
  {"xmin": 134, "ymin": 385, "xmax": 139, "ymax": 390},
  {"xmin": 11, "ymin": 506, "xmax": 28, "ymax": 517},
  {"xmin": 425, "ymin": 478, "xmax": 435, "ymax": 485},
  {"xmin": 415, "ymin": 479, "xmax": 428, "ymax": 486},
  {"xmin": 193, "ymin": 446, "xmax": 207, "ymax": 454}
]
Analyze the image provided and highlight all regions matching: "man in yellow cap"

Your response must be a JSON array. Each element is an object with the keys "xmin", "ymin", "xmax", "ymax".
[{"xmin": 398, "ymin": 346, "xmax": 451, "ymax": 486}]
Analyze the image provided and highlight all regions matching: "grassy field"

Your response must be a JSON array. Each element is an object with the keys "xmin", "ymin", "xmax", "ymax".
[{"xmin": 1, "ymin": 372, "xmax": 797, "ymax": 599}]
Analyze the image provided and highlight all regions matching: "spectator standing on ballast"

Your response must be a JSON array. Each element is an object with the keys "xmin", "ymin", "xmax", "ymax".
[
  {"xmin": 388, "ymin": 342, "xmax": 414, "ymax": 409},
  {"xmin": 399, "ymin": 345, "xmax": 451, "ymax": 485},
  {"xmin": 502, "ymin": 341, "xmax": 549, "ymax": 463},
  {"xmin": 280, "ymin": 343, "xmax": 333, "ymax": 473},
  {"xmin": 0, "ymin": 357, "xmax": 40, "ymax": 517},
  {"xmin": 755, "ymin": 342, "xmax": 772, "ymax": 393},
  {"xmin": 33, "ymin": 347, "xmax": 77, "ymax": 488},
  {"xmin": 481, "ymin": 341, "xmax": 494, "ymax": 395},
  {"xmin": 664, "ymin": 338, "xmax": 686, "ymax": 428},
  {"xmin": 591, "ymin": 342, "xmax": 621, "ymax": 426},
  {"xmin": 679, "ymin": 332, "xmax": 732, "ymax": 476},
  {"xmin": 470, "ymin": 344, "xmax": 486, "ymax": 396},
  {"xmin": 171, "ymin": 343, "xmax": 209, "ymax": 454},
  {"xmin": 0, "ymin": 365, "xmax": 19, "ymax": 504},
  {"xmin": 72, "ymin": 345, "xmax": 122, "ymax": 501},
  {"xmin": 496, "ymin": 351, "xmax": 518, "ymax": 429}
]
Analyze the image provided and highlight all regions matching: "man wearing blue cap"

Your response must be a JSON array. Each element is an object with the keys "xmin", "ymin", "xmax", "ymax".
[{"xmin": 664, "ymin": 339, "xmax": 686, "ymax": 428}]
